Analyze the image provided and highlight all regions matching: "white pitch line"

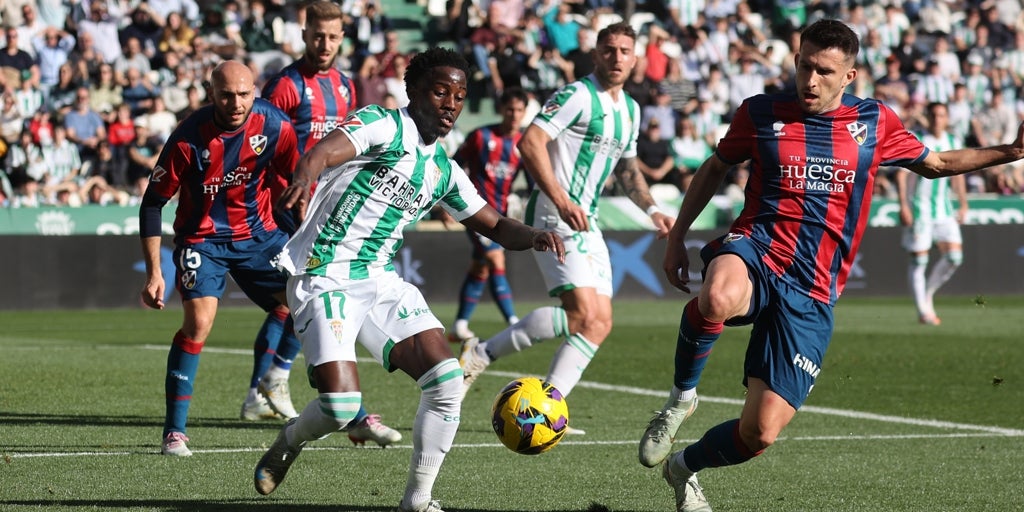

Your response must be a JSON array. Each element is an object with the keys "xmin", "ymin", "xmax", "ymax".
[
  {"xmin": 7, "ymin": 431, "xmax": 1019, "ymax": 459},
  {"xmin": 129, "ymin": 344, "xmax": 1024, "ymax": 437}
]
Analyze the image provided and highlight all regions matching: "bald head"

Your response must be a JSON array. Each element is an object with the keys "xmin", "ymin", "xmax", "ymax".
[{"xmin": 210, "ymin": 60, "xmax": 256, "ymax": 131}]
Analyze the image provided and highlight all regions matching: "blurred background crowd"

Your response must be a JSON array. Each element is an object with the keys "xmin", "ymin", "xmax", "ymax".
[{"xmin": 1, "ymin": 0, "xmax": 1022, "ymax": 209}]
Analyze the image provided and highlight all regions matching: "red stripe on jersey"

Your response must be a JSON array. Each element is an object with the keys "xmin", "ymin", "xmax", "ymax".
[{"xmin": 766, "ymin": 114, "xmax": 804, "ymax": 276}]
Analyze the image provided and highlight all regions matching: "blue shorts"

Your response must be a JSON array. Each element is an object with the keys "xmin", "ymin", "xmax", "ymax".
[
  {"xmin": 465, "ymin": 229, "xmax": 503, "ymax": 261},
  {"xmin": 701, "ymin": 233, "xmax": 834, "ymax": 409},
  {"xmin": 174, "ymin": 230, "xmax": 289, "ymax": 312}
]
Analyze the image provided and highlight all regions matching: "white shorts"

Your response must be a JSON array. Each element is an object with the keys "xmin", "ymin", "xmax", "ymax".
[
  {"xmin": 527, "ymin": 193, "xmax": 613, "ymax": 298},
  {"xmin": 287, "ymin": 271, "xmax": 443, "ymax": 370},
  {"xmin": 902, "ymin": 216, "xmax": 963, "ymax": 253}
]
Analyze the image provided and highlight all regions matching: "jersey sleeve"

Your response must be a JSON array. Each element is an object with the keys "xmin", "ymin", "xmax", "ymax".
[
  {"xmin": 621, "ymin": 97, "xmax": 641, "ymax": 159},
  {"xmin": 714, "ymin": 100, "xmax": 756, "ymax": 165},
  {"xmin": 337, "ymin": 105, "xmax": 396, "ymax": 155},
  {"xmin": 531, "ymin": 82, "xmax": 586, "ymax": 140},
  {"xmin": 147, "ymin": 134, "xmax": 189, "ymax": 202},
  {"xmin": 439, "ymin": 160, "xmax": 487, "ymax": 220},
  {"xmin": 877, "ymin": 103, "xmax": 929, "ymax": 167}
]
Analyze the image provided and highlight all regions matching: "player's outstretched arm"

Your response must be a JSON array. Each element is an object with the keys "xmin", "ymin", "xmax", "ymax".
[
  {"xmin": 277, "ymin": 129, "xmax": 358, "ymax": 221},
  {"xmin": 518, "ymin": 124, "xmax": 588, "ymax": 232},
  {"xmin": 909, "ymin": 121, "xmax": 1024, "ymax": 178},
  {"xmin": 461, "ymin": 205, "xmax": 565, "ymax": 262}
]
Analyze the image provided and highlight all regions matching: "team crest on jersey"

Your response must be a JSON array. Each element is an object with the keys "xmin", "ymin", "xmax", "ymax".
[
  {"xmin": 181, "ymin": 270, "xmax": 197, "ymax": 289},
  {"xmin": 846, "ymin": 122, "xmax": 868, "ymax": 145},
  {"xmin": 249, "ymin": 134, "xmax": 268, "ymax": 155},
  {"xmin": 723, "ymin": 232, "xmax": 744, "ymax": 244},
  {"xmin": 329, "ymin": 319, "xmax": 344, "ymax": 341},
  {"xmin": 542, "ymin": 99, "xmax": 561, "ymax": 116},
  {"xmin": 150, "ymin": 165, "xmax": 166, "ymax": 183},
  {"xmin": 338, "ymin": 83, "xmax": 351, "ymax": 104}
]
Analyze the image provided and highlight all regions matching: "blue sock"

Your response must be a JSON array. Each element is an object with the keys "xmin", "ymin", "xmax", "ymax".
[
  {"xmin": 674, "ymin": 299, "xmax": 723, "ymax": 390},
  {"xmin": 354, "ymin": 405, "xmax": 369, "ymax": 423},
  {"xmin": 489, "ymin": 270, "xmax": 517, "ymax": 322},
  {"xmin": 455, "ymin": 274, "xmax": 486, "ymax": 322},
  {"xmin": 272, "ymin": 316, "xmax": 299, "ymax": 371},
  {"xmin": 249, "ymin": 309, "xmax": 288, "ymax": 388},
  {"xmin": 165, "ymin": 330, "xmax": 203, "ymax": 435},
  {"xmin": 682, "ymin": 419, "xmax": 763, "ymax": 472}
]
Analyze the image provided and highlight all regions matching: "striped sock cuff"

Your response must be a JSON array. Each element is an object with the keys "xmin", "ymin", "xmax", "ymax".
[
  {"xmin": 318, "ymin": 392, "xmax": 361, "ymax": 423},
  {"xmin": 552, "ymin": 308, "xmax": 570, "ymax": 338},
  {"xmin": 567, "ymin": 333, "xmax": 598, "ymax": 360},
  {"xmin": 418, "ymin": 358, "xmax": 462, "ymax": 390}
]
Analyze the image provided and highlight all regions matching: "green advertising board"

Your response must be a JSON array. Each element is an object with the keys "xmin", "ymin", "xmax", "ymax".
[{"xmin": 2, "ymin": 197, "xmax": 1023, "ymax": 235}]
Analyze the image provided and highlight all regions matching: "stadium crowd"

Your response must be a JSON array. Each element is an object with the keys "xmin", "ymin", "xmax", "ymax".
[{"xmin": 1, "ymin": 0, "xmax": 1023, "ymax": 208}]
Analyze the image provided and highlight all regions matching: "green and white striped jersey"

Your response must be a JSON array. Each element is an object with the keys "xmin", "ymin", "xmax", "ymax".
[
  {"xmin": 532, "ymin": 75, "xmax": 640, "ymax": 217},
  {"xmin": 279, "ymin": 106, "xmax": 487, "ymax": 280},
  {"xmin": 906, "ymin": 131, "xmax": 963, "ymax": 221}
]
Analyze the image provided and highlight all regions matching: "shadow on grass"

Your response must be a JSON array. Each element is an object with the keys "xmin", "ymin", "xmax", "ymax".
[
  {"xmin": 0, "ymin": 501, "xmax": 641, "ymax": 512},
  {"xmin": 0, "ymin": 411, "xmax": 290, "ymax": 431}
]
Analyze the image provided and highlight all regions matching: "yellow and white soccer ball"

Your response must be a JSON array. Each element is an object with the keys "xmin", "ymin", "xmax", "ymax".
[{"xmin": 491, "ymin": 377, "xmax": 570, "ymax": 455}]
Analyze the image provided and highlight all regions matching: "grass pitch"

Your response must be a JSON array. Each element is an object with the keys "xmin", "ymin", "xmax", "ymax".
[{"xmin": 1, "ymin": 297, "xmax": 1022, "ymax": 511}]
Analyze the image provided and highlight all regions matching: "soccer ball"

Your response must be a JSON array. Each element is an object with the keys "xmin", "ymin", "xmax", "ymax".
[{"xmin": 491, "ymin": 377, "xmax": 569, "ymax": 455}]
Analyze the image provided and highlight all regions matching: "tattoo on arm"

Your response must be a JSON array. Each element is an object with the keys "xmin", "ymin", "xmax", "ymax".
[{"xmin": 614, "ymin": 157, "xmax": 655, "ymax": 209}]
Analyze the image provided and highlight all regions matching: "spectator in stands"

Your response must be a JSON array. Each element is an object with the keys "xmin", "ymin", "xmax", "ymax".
[
  {"xmin": 76, "ymin": 1, "xmax": 121, "ymax": 65},
  {"xmin": 88, "ymin": 63, "xmax": 122, "ymax": 123},
  {"xmin": 914, "ymin": 58, "xmax": 954, "ymax": 105},
  {"xmin": 159, "ymin": 11, "xmax": 196, "ymax": 56},
  {"xmin": 68, "ymin": 29, "xmax": 105, "ymax": 87},
  {"xmin": 32, "ymin": 26, "xmax": 75, "ymax": 102},
  {"xmin": 47, "ymin": 63, "xmax": 80, "ymax": 115},
  {"xmin": 624, "ymin": 55, "xmax": 655, "ymax": 109},
  {"xmin": 241, "ymin": 0, "xmax": 288, "ymax": 77},
  {"xmin": 141, "ymin": 96, "xmax": 178, "ymax": 144},
  {"xmin": 374, "ymin": 29, "xmax": 405, "ymax": 80},
  {"xmin": 107, "ymin": 102, "xmax": 135, "ymax": 184},
  {"xmin": 565, "ymin": 28, "xmax": 594, "ymax": 82},
  {"xmin": 146, "ymin": 0, "xmax": 200, "ymax": 26},
  {"xmin": 350, "ymin": 2, "xmax": 392, "ymax": 73},
  {"xmin": 662, "ymin": 58, "xmax": 698, "ymax": 119},
  {"xmin": 175, "ymin": 84, "xmax": 203, "ymax": 122},
  {"xmin": 126, "ymin": 119, "xmax": 161, "ymax": 200},
  {"xmin": 670, "ymin": 117, "xmax": 711, "ymax": 192},
  {"xmin": 114, "ymin": 36, "xmax": 152, "ymax": 83},
  {"xmin": 7, "ymin": 129, "xmax": 46, "ymax": 207},
  {"xmin": 541, "ymin": 1, "xmax": 581, "ymax": 57},
  {"xmin": 0, "ymin": 91, "xmax": 22, "ymax": 143},
  {"xmin": 355, "ymin": 55, "xmax": 388, "ymax": 109},
  {"xmin": 690, "ymin": 91, "xmax": 721, "ymax": 149},
  {"xmin": 0, "ymin": 25, "xmax": 38, "ymax": 93},
  {"xmin": 642, "ymin": 87, "xmax": 676, "ymax": 141},
  {"xmin": 121, "ymin": 67, "xmax": 160, "ymax": 118},
  {"xmin": 40, "ymin": 124, "xmax": 82, "ymax": 205},
  {"xmin": 277, "ymin": 3, "xmax": 306, "ymax": 60},
  {"xmin": 526, "ymin": 44, "xmax": 570, "ymax": 103},
  {"xmin": 636, "ymin": 119, "xmax": 681, "ymax": 193},
  {"xmin": 64, "ymin": 86, "xmax": 106, "ymax": 162},
  {"xmin": 120, "ymin": 2, "xmax": 164, "ymax": 63},
  {"xmin": 28, "ymin": 107, "xmax": 53, "ymax": 145},
  {"xmin": 14, "ymin": 2, "xmax": 45, "ymax": 58}
]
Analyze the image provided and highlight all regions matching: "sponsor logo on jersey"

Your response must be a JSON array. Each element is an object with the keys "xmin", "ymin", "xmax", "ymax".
[
  {"xmin": 793, "ymin": 352, "xmax": 821, "ymax": 378},
  {"xmin": 773, "ymin": 120, "xmax": 786, "ymax": 137},
  {"xmin": 368, "ymin": 167, "xmax": 430, "ymax": 214},
  {"xmin": 304, "ymin": 86, "xmax": 315, "ymax": 101},
  {"xmin": 249, "ymin": 134, "xmax": 268, "ymax": 155},
  {"xmin": 846, "ymin": 121, "xmax": 868, "ymax": 145},
  {"xmin": 779, "ymin": 156, "xmax": 856, "ymax": 193},
  {"xmin": 542, "ymin": 99, "xmax": 561, "ymax": 116}
]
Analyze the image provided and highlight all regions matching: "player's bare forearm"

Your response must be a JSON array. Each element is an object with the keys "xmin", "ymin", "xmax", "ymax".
[
  {"xmin": 140, "ymin": 236, "xmax": 165, "ymax": 309},
  {"xmin": 669, "ymin": 155, "xmax": 729, "ymax": 241},
  {"xmin": 463, "ymin": 206, "xmax": 565, "ymax": 261},
  {"xmin": 614, "ymin": 157, "xmax": 657, "ymax": 211},
  {"xmin": 913, "ymin": 123, "xmax": 1024, "ymax": 178}
]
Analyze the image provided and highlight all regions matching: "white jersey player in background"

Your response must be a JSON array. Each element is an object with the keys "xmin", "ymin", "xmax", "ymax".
[
  {"xmin": 897, "ymin": 101, "xmax": 968, "ymax": 325},
  {"xmin": 458, "ymin": 22, "xmax": 675, "ymax": 428},
  {"xmin": 252, "ymin": 48, "xmax": 564, "ymax": 512}
]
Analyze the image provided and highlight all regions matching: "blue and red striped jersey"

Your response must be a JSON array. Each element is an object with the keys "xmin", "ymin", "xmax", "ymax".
[
  {"xmin": 455, "ymin": 124, "xmax": 524, "ymax": 214},
  {"xmin": 718, "ymin": 93, "xmax": 928, "ymax": 304},
  {"xmin": 145, "ymin": 99, "xmax": 300, "ymax": 245},
  {"xmin": 262, "ymin": 61, "xmax": 357, "ymax": 155}
]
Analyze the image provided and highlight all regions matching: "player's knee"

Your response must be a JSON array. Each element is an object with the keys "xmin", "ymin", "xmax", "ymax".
[
  {"xmin": 946, "ymin": 250, "xmax": 963, "ymax": 267},
  {"xmin": 701, "ymin": 288, "xmax": 744, "ymax": 323},
  {"xmin": 737, "ymin": 421, "xmax": 779, "ymax": 452},
  {"xmin": 911, "ymin": 253, "xmax": 929, "ymax": 267},
  {"xmin": 567, "ymin": 309, "xmax": 611, "ymax": 340}
]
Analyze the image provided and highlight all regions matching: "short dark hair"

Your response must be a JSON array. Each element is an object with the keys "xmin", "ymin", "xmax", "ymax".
[
  {"xmin": 596, "ymin": 21, "xmax": 637, "ymax": 46},
  {"xmin": 404, "ymin": 47, "xmax": 470, "ymax": 89},
  {"xmin": 799, "ymin": 19, "xmax": 859, "ymax": 60},
  {"xmin": 500, "ymin": 87, "xmax": 528, "ymax": 107}
]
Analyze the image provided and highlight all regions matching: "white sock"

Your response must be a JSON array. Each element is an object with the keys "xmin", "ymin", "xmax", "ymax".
[
  {"xmin": 453, "ymin": 318, "xmax": 469, "ymax": 332},
  {"xmin": 545, "ymin": 333, "xmax": 599, "ymax": 396},
  {"xmin": 263, "ymin": 365, "xmax": 289, "ymax": 380},
  {"xmin": 246, "ymin": 387, "xmax": 259, "ymax": 401},
  {"xmin": 926, "ymin": 251, "xmax": 961, "ymax": 301},
  {"xmin": 403, "ymin": 359, "xmax": 462, "ymax": 509},
  {"xmin": 673, "ymin": 386, "xmax": 697, "ymax": 404},
  {"xmin": 908, "ymin": 254, "xmax": 930, "ymax": 316},
  {"xmin": 483, "ymin": 306, "xmax": 569, "ymax": 360},
  {"xmin": 289, "ymin": 392, "xmax": 360, "ymax": 447}
]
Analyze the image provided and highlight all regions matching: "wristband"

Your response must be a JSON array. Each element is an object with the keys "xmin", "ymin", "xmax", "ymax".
[{"xmin": 646, "ymin": 205, "xmax": 662, "ymax": 216}]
